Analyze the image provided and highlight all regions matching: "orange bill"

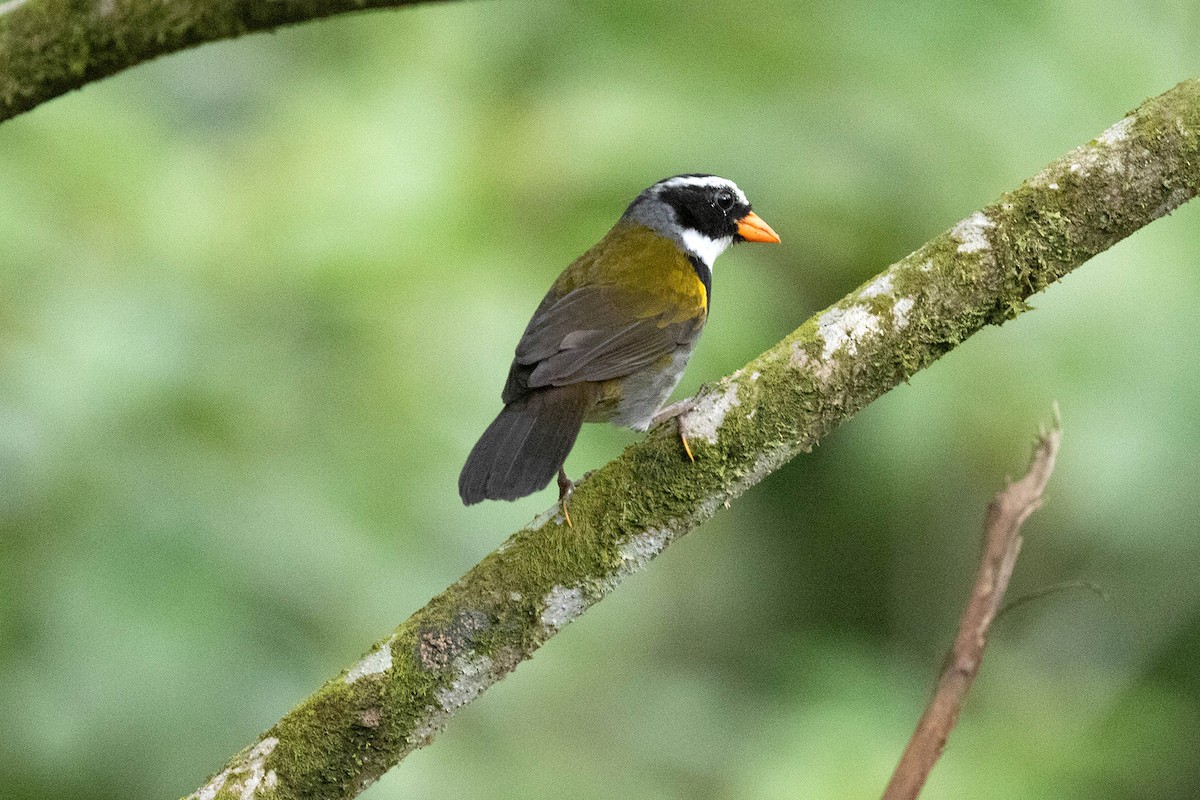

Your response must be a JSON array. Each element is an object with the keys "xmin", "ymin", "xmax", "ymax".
[{"xmin": 736, "ymin": 211, "xmax": 781, "ymax": 243}]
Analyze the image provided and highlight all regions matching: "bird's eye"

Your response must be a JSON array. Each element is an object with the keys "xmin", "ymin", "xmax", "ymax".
[{"xmin": 714, "ymin": 190, "xmax": 735, "ymax": 212}]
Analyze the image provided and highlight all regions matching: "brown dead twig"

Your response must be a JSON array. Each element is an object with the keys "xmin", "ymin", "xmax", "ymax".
[{"xmin": 882, "ymin": 414, "xmax": 1063, "ymax": 800}]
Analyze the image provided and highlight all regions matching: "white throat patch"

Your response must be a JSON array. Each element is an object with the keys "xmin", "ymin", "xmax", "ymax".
[{"xmin": 680, "ymin": 228, "xmax": 733, "ymax": 271}]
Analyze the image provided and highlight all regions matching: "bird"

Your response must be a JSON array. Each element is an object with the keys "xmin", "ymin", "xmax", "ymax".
[{"xmin": 458, "ymin": 174, "xmax": 780, "ymax": 523}]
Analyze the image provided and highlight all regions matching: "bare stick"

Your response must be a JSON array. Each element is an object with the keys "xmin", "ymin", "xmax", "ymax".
[{"xmin": 881, "ymin": 417, "xmax": 1062, "ymax": 800}]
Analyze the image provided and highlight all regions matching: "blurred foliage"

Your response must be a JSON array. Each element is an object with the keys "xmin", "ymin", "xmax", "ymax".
[{"xmin": 1, "ymin": 1, "xmax": 1199, "ymax": 798}]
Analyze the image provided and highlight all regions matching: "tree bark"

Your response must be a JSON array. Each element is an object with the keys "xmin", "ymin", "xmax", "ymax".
[
  {"xmin": 0, "ymin": 0, "xmax": 441, "ymax": 123},
  {"xmin": 181, "ymin": 79, "xmax": 1200, "ymax": 800}
]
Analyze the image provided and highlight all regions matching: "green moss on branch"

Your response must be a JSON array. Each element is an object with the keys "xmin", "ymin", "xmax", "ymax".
[{"xmin": 0, "ymin": 0, "xmax": 441, "ymax": 123}]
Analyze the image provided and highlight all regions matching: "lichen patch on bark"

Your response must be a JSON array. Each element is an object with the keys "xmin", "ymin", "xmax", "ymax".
[
  {"xmin": 617, "ymin": 527, "xmax": 670, "ymax": 572},
  {"xmin": 951, "ymin": 212, "xmax": 995, "ymax": 253},
  {"xmin": 818, "ymin": 304, "xmax": 882, "ymax": 359},
  {"xmin": 189, "ymin": 737, "xmax": 279, "ymax": 800},
  {"xmin": 410, "ymin": 653, "xmax": 498, "ymax": 745},
  {"xmin": 539, "ymin": 585, "xmax": 586, "ymax": 631},
  {"xmin": 859, "ymin": 273, "xmax": 894, "ymax": 298},
  {"xmin": 683, "ymin": 379, "xmax": 742, "ymax": 444},
  {"xmin": 1097, "ymin": 115, "xmax": 1135, "ymax": 145},
  {"xmin": 345, "ymin": 641, "xmax": 394, "ymax": 683},
  {"xmin": 892, "ymin": 297, "xmax": 915, "ymax": 329}
]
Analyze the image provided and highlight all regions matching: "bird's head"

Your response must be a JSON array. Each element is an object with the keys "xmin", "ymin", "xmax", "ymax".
[{"xmin": 623, "ymin": 174, "xmax": 780, "ymax": 271}]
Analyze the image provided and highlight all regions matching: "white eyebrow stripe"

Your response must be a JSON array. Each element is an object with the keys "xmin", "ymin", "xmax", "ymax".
[{"xmin": 657, "ymin": 176, "xmax": 748, "ymax": 207}]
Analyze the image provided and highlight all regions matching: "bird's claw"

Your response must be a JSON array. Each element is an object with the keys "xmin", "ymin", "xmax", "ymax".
[
  {"xmin": 653, "ymin": 398, "xmax": 698, "ymax": 462},
  {"xmin": 557, "ymin": 467, "xmax": 575, "ymax": 528}
]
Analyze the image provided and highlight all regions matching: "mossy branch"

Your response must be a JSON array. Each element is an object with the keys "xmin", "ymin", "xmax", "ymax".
[
  {"xmin": 0, "ymin": 0, "xmax": 440, "ymax": 123},
  {"xmin": 183, "ymin": 79, "xmax": 1200, "ymax": 800}
]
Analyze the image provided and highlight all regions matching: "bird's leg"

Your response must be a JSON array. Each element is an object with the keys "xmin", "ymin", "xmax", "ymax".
[
  {"xmin": 557, "ymin": 467, "xmax": 575, "ymax": 528},
  {"xmin": 652, "ymin": 397, "xmax": 698, "ymax": 463},
  {"xmin": 652, "ymin": 397, "xmax": 697, "ymax": 426}
]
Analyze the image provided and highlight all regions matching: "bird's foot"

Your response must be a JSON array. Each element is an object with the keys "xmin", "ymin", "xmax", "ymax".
[
  {"xmin": 557, "ymin": 467, "xmax": 575, "ymax": 528},
  {"xmin": 653, "ymin": 397, "xmax": 698, "ymax": 463},
  {"xmin": 652, "ymin": 397, "xmax": 697, "ymax": 426}
]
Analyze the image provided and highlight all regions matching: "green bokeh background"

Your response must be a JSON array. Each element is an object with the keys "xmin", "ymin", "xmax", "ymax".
[{"xmin": 2, "ymin": 2, "xmax": 1200, "ymax": 798}]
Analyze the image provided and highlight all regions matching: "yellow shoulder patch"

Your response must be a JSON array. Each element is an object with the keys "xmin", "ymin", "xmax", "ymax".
[{"xmin": 554, "ymin": 221, "xmax": 709, "ymax": 323}]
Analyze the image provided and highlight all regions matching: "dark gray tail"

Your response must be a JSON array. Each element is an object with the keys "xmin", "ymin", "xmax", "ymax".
[{"xmin": 458, "ymin": 384, "xmax": 589, "ymax": 504}]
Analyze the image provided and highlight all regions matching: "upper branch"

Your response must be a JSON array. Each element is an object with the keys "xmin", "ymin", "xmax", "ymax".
[
  {"xmin": 186, "ymin": 79, "xmax": 1200, "ymax": 800},
  {"xmin": 0, "ymin": 0, "xmax": 441, "ymax": 123}
]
